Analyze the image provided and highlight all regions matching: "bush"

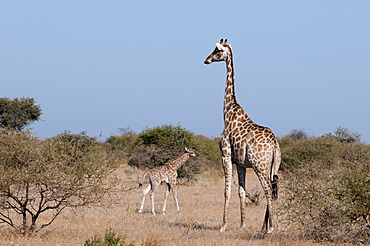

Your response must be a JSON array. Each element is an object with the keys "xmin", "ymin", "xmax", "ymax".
[
  {"xmin": 336, "ymin": 161, "xmax": 370, "ymax": 227},
  {"xmin": 280, "ymin": 134, "xmax": 343, "ymax": 174},
  {"xmin": 278, "ymin": 133, "xmax": 370, "ymax": 244},
  {"xmin": 106, "ymin": 129, "xmax": 141, "ymax": 159},
  {"xmin": 107, "ymin": 125, "xmax": 222, "ymax": 182},
  {"xmin": 0, "ymin": 129, "xmax": 120, "ymax": 233},
  {"xmin": 125, "ymin": 125, "xmax": 200, "ymax": 182},
  {"xmin": 193, "ymin": 135, "xmax": 221, "ymax": 168}
]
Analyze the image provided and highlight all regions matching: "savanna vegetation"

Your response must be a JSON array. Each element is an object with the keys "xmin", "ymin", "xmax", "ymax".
[
  {"xmin": 0, "ymin": 129, "xmax": 121, "ymax": 234},
  {"xmin": 278, "ymin": 128, "xmax": 370, "ymax": 244},
  {"xmin": 106, "ymin": 125, "xmax": 220, "ymax": 183},
  {"xmin": 1, "ymin": 97, "xmax": 369, "ymax": 245}
]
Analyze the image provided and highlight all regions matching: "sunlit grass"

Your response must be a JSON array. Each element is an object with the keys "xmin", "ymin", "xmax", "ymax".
[{"xmin": 0, "ymin": 167, "xmax": 321, "ymax": 246}]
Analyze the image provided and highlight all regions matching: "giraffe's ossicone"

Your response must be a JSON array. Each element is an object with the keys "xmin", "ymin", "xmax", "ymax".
[{"xmin": 204, "ymin": 39, "xmax": 281, "ymax": 233}]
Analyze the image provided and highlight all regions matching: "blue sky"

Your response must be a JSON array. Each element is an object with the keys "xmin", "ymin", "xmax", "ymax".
[{"xmin": 1, "ymin": 1, "xmax": 369, "ymax": 143}]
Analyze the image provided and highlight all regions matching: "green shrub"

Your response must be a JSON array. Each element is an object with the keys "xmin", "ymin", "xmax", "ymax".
[
  {"xmin": 279, "ymin": 135, "xmax": 370, "ymax": 244},
  {"xmin": 336, "ymin": 161, "xmax": 370, "ymax": 226},
  {"xmin": 139, "ymin": 124, "xmax": 194, "ymax": 150},
  {"xmin": 106, "ymin": 129, "xmax": 141, "ymax": 157},
  {"xmin": 193, "ymin": 134, "xmax": 221, "ymax": 169},
  {"xmin": 107, "ymin": 125, "xmax": 222, "ymax": 182},
  {"xmin": 279, "ymin": 134, "xmax": 340, "ymax": 174},
  {"xmin": 84, "ymin": 229, "xmax": 134, "ymax": 246},
  {"xmin": 126, "ymin": 124, "xmax": 200, "ymax": 182}
]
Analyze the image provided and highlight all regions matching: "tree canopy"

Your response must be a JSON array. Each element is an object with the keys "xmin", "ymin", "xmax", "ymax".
[{"xmin": 0, "ymin": 97, "xmax": 42, "ymax": 130}]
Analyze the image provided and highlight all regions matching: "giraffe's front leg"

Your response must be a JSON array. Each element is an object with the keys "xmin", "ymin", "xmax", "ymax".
[
  {"xmin": 172, "ymin": 184, "xmax": 181, "ymax": 214},
  {"xmin": 150, "ymin": 191, "xmax": 156, "ymax": 215},
  {"xmin": 149, "ymin": 182, "xmax": 159, "ymax": 215},
  {"xmin": 220, "ymin": 155, "xmax": 233, "ymax": 232}
]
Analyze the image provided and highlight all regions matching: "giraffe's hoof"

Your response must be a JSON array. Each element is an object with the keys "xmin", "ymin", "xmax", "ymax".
[
  {"xmin": 220, "ymin": 227, "xmax": 226, "ymax": 232},
  {"xmin": 267, "ymin": 227, "xmax": 274, "ymax": 233}
]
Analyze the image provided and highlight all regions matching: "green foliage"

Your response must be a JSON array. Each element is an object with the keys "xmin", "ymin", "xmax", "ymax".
[
  {"xmin": 336, "ymin": 161, "xmax": 370, "ymax": 224},
  {"xmin": 107, "ymin": 125, "xmax": 222, "ymax": 183},
  {"xmin": 139, "ymin": 124, "xmax": 194, "ymax": 151},
  {"xmin": 0, "ymin": 97, "xmax": 42, "ymax": 130},
  {"xmin": 0, "ymin": 128, "xmax": 120, "ymax": 233},
  {"xmin": 192, "ymin": 135, "xmax": 223, "ymax": 179},
  {"xmin": 193, "ymin": 135, "xmax": 221, "ymax": 167},
  {"xmin": 126, "ymin": 124, "xmax": 200, "ymax": 182},
  {"xmin": 106, "ymin": 129, "xmax": 141, "ymax": 155},
  {"xmin": 279, "ymin": 128, "xmax": 370, "ymax": 244},
  {"xmin": 84, "ymin": 229, "xmax": 134, "ymax": 246},
  {"xmin": 279, "ymin": 134, "xmax": 340, "ymax": 174}
]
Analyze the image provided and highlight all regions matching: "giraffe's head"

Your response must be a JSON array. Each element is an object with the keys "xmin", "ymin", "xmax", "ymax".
[
  {"xmin": 204, "ymin": 39, "xmax": 231, "ymax": 64},
  {"xmin": 185, "ymin": 147, "xmax": 198, "ymax": 158}
]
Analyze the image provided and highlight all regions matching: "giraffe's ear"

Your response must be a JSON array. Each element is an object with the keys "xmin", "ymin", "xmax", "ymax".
[
  {"xmin": 185, "ymin": 147, "xmax": 189, "ymax": 152},
  {"xmin": 216, "ymin": 43, "xmax": 226, "ymax": 51}
]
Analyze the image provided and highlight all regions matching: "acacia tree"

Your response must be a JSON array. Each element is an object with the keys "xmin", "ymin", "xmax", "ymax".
[
  {"xmin": 0, "ymin": 97, "xmax": 42, "ymax": 130},
  {"xmin": 0, "ymin": 129, "xmax": 120, "ymax": 234}
]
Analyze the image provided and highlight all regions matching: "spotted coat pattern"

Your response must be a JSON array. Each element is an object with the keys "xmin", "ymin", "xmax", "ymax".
[
  {"xmin": 138, "ymin": 148, "xmax": 198, "ymax": 215},
  {"xmin": 204, "ymin": 39, "xmax": 281, "ymax": 233}
]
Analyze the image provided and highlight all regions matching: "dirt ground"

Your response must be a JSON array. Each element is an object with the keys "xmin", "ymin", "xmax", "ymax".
[{"xmin": 0, "ymin": 167, "xmax": 326, "ymax": 246}]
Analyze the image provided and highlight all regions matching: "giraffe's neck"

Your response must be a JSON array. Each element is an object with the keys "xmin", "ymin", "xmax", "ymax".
[
  {"xmin": 223, "ymin": 48, "xmax": 253, "ymax": 125},
  {"xmin": 224, "ymin": 50, "xmax": 237, "ymax": 116},
  {"xmin": 167, "ymin": 152, "xmax": 189, "ymax": 170}
]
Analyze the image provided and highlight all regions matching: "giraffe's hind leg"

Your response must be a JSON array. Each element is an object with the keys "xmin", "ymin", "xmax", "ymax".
[
  {"xmin": 138, "ymin": 184, "xmax": 151, "ymax": 213},
  {"xmin": 258, "ymin": 172, "xmax": 275, "ymax": 233},
  {"xmin": 162, "ymin": 183, "xmax": 170, "ymax": 214},
  {"xmin": 262, "ymin": 203, "xmax": 269, "ymax": 231},
  {"xmin": 236, "ymin": 165, "xmax": 247, "ymax": 228}
]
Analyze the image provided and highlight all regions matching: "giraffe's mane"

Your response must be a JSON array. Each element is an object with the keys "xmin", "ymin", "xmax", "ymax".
[{"xmin": 171, "ymin": 152, "xmax": 187, "ymax": 161}]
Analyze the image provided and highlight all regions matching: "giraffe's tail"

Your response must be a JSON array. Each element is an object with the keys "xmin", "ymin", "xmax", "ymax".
[
  {"xmin": 138, "ymin": 171, "xmax": 148, "ymax": 187},
  {"xmin": 272, "ymin": 174, "xmax": 279, "ymax": 200},
  {"xmin": 271, "ymin": 145, "xmax": 281, "ymax": 200}
]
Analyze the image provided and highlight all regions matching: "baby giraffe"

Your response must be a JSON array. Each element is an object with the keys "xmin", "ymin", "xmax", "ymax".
[{"xmin": 138, "ymin": 147, "xmax": 198, "ymax": 215}]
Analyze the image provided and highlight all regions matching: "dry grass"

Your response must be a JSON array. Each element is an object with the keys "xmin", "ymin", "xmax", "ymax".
[{"xmin": 0, "ymin": 168, "xmax": 326, "ymax": 246}]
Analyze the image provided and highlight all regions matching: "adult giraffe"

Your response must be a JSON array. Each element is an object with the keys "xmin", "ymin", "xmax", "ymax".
[{"xmin": 204, "ymin": 39, "xmax": 281, "ymax": 233}]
